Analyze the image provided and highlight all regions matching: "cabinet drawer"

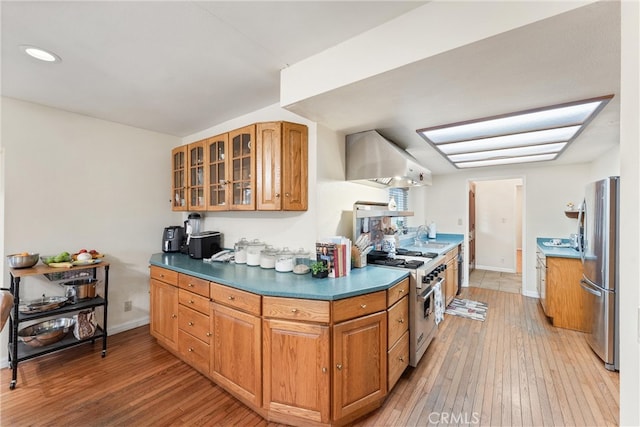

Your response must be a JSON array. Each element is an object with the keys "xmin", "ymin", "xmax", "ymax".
[
  {"xmin": 387, "ymin": 297, "xmax": 408, "ymax": 347},
  {"xmin": 210, "ymin": 282, "xmax": 261, "ymax": 316},
  {"xmin": 178, "ymin": 305, "xmax": 211, "ymax": 343},
  {"xmin": 178, "ymin": 329, "xmax": 210, "ymax": 374},
  {"xmin": 445, "ymin": 247, "xmax": 459, "ymax": 263},
  {"xmin": 150, "ymin": 266, "xmax": 178, "ymax": 286},
  {"xmin": 178, "ymin": 274, "xmax": 210, "ymax": 298},
  {"xmin": 388, "ymin": 331, "xmax": 409, "ymax": 390},
  {"xmin": 332, "ymin": 291, "xmax": 386, "ymax": 323},
  {"xmin": 263, "ymin": 296, "xmax": 330, "ymax": 324},
  {"xmin": 178, "ymin": 289, "xmax": 209, "ymax": 315},
  {"xmin": 387, "ymin": 278, "xmax": 409, "ymax": 308}
]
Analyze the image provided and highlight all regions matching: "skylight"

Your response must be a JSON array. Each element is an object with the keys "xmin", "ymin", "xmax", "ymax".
[{"xmin": 416, "ymin": 95, "xmax": 613, "ymax": 169}]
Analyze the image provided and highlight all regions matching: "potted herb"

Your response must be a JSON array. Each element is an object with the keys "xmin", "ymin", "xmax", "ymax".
[{"xmin": 310, "ymin": 261, "xmax": 329, "ymax": 278}]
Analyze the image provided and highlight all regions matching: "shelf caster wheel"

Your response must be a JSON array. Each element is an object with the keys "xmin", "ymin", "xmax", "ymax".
[
  {"xmin": 10, "ymin": 381, "xmax": 16, "ymax": 390},
  {"xmin": 101, "ymin": 350, "xmax": 106, "ymax": 358}
]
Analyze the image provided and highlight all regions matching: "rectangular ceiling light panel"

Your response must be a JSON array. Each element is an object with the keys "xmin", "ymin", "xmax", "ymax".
[{"xmin": 417, "ymin": 95, "xmax": 613, "ymax": 169}]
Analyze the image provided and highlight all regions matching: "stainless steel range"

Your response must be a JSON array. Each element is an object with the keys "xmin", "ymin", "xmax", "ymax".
[{"xmin": 368, "ymin": 249, "xmax": 446, "ymax": 367}]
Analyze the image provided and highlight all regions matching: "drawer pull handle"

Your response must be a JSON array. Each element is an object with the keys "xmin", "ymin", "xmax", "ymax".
[
  {"xmin": 228, "ymin": 295, "xmax": 235, "ymax": 301},
  {"xmin": 360, "ymin": 304, "xmax": 367, "ymax": 309},
  {"xmin": 188, "ymin": 322, "xmax": 194, "ymax": 326},
  {"xmin": 291, "ymin": 308, "xmax": 298, "ymax": 313},
  {"xmin": 336, "ymin": 364, "xmax": 342, "ymax": 370},
  {"xmin": 188, "ymin": 348, "xmax": 194, "ymax": 352},
  {"xmin": 397, "ymin": 318, "xmax": 404, "ymax": 324}
]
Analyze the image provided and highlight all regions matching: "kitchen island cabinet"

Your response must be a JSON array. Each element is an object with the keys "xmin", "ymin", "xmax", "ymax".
[
  {"xmin": 149, "ymin": 255, "xmax": 410, "ymax": 427},
  {"xmin": 539, "ymin": 255, "xmax": 588, "ymax": 332}
]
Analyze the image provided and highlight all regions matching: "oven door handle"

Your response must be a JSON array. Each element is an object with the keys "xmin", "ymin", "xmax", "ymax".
[{"xmin": 420, "ymin": 286, "xmax": 434, "ymax": 302}]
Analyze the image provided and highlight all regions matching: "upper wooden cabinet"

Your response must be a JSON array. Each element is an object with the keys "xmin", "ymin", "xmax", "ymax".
[
  {"xmin": 171, "ymin": 121, "xmax": 307, "ymax": 212},
  {"xmin": 205, "ymin": 133, "xmax": 230, "ymax": 211},
  {"xmin": 256, "ymin": 122, "xmax": 308, "ymax": 211},
  {"xmin": 171, "ymin": 145, "xmax": 188, "ymax": 211},
  {"xmin": 187, "ymin": 140, "xmax": 207, "ymax": 210}
]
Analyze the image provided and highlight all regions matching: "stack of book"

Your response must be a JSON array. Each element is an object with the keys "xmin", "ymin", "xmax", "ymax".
[{"xmin": 316, "ymin": 237, "xmax": 351, "ymax": 278}]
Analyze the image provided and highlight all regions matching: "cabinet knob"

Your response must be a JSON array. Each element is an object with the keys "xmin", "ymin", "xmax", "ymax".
[
  {"xmin": 189, "ymin": 300, "xmax": 194, "ymax": 304},
  {"xmin": 336, "ymin": 364, "xmax": 342, "ymax": 371},
  {"xmin": 188, "ymin": 322, "xmax": 194, "ymax": 326},
  {"xmin": 275, "ymin": 193, "xmax": 280, "ymax": 198},
  {"xmin": 188, "ymin": 348, "xmax": 194, "ymax": 352},
  {"xmin": 228, "ymin": 295, "xmax": 235, "ymax": 301},
  {"xmin": 291, "ymin": 308, "xmax": 298, "ymax": 313},
  {"xmin": 171, "ymin": 314, "xmax": 177, "ymax": 319},
  {"xmin": 399, "ymin": 356, "xmax": 405, "ymax": 362},
  {"xmin": 322, "ymin": 367, "xmax": 327, "ymax": 373},
  {"xmin": 206, "ymin": 332, "xmax": 212, "ymax": 337},
  {"xmin": 160, "ymin": 274, "xmax": 165, "ymax": 278},
  {"xmin": 360, "ymin": 304, "xmax": 367, "ymax": 309},
  {"xmin": 399, "ymin": 289, "xmax": 405, "ymax": 294},
  {"xmin": 285, "ymin": 192, "xmax": 290, "ymax": 198},
  {"xmin": 188, "ymin": 283, "xmax": 194, "ymax": 287},
  {"xmin": 397, "ymin": 318, "xmax": 404, "ymax": 324}
]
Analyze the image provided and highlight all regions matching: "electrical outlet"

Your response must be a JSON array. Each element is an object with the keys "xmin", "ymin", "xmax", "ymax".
[
  {"xmin": 458, "ymin": 218, "xmax": 463, "ymax": 226},
  {"xmin": 124, "ymin": 301, "xmax": 132, "ymax": 312}
]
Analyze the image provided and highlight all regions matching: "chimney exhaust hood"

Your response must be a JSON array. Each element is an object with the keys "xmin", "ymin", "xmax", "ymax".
[{"xmin": 346, "ymin": 130, "xmax": 432, "ymax": 188}]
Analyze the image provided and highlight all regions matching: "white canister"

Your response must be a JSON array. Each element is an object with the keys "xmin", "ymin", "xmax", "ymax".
[
  {"xmin": 234, "ymin": 237, "xmax": 249, "ymax": 264},
  {"xmin": 260, "ymin": 246, "xmax": 277, "ymax": 269},
  {"xmin": 246, "ymin": 239, "xmax": 265, "ymax": 266},
  {"xmin": 275, "ymin": 247, "xmax": 294, "ymax": 272}
]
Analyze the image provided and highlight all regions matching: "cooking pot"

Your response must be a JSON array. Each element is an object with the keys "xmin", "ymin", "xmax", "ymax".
[{"xmin": 60, "ymin": 278, "xmax": 98, "ymax": 303}]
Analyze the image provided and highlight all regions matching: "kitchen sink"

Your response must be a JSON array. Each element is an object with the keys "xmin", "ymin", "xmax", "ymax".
[{"xmin": 421, "ymin": 242, "xmax": 448, "ymax": 249}]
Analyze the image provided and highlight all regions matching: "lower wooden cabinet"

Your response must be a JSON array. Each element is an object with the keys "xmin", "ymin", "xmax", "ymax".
[
  {"xmin": 332, "ymin": 311, "xmax": 387, "ymax": 422},
  {"xmin": 150, "ymin": 278, "xmax": 178, "ymax": 352},
  {"xmin": 210, "ymin": 302, "xmax": 262, "ymax": 407},
  {"xmin": 444, "ymin": 247, "xmax": 459, "ymax": 307},
  {"xmin": 263, "ymin": 318, "xmax": 330, "ymax": 423},
  {"xmin": 542, "ymin": 256, "xmax": 588, "ymax": 332}
]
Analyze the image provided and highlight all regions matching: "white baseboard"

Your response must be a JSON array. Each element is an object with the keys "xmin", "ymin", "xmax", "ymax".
[
  {"xmin": 0, "ymin": 317, "xmax": 150, "ymax": 369},
  {"xmin": 522, "ymin": 289, "xmax": 539, "ymax": 298},
  {"xmin": 475, "ymin": 265, "xmax": 517, "ymax": 273}
]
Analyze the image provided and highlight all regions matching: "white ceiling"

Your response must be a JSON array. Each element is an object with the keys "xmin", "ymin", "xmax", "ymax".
[{"xmin": 1, "ymin": 1, "xmax": 621, "ymax": 175}]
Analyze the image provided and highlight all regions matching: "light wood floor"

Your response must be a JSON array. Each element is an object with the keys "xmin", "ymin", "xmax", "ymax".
[{"xmin": 1, "ymin": 287, "xmax": 619, "ymax": 426}]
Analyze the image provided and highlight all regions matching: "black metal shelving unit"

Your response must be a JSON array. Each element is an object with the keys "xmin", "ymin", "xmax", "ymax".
[{"xmin": 5, "ymin": 262, "xmax": 109, "ymax": 390}]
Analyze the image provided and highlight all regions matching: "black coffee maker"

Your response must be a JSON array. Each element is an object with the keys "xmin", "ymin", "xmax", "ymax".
[{"xmin": 162, "ymin": 226, "xmax": 185, "ymax": 253}]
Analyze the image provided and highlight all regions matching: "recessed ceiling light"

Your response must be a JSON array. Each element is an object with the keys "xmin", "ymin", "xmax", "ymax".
[
  {"xmin": 416, "ymin": 95, "xmax": 613, "ymax": 169},
  {"xmin": 20, "ymin": 45, "xmax": 61, "ymax": 63}
]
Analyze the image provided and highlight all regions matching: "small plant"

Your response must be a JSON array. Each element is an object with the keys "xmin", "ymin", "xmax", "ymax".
[{"xmin": 310, "ymin": 261, "xmax": 328, "ymax": 275}]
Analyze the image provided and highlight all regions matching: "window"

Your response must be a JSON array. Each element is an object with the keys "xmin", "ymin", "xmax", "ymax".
[{"xmin": 389, "ymin": 187, "xmax": 408, "ymax": 230}]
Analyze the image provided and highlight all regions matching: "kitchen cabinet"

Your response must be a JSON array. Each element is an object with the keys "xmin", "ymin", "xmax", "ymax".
[
  {"xmin": 170, "ymin": 121, "xmax": 308, "ymax": 212},
  {"xmin": 187, "ymin": 139, "xmax": 207, "ymax": 210},
  {"xmin": 332, "ymin": 290, "xmax": 387, "ymax": 422},
  {"xmin": 386, "ymin": 278, "xmax": 409, "ymax": 390},
  {"xmin": 205, "ymin": 133, "xmax": 230, "ymax": 211},
  {"xmin": 539, "ymin": 255, "xmax": 588, "ymax": 332},
  {"xmin": 150, "ymin": 266, "xmax": 179, "ymax": 352},
  {"xmin": 6, "ymin": 263, "xmax": 110, "ymax": 390},
  {"xmin": 262, "ymin": 296, "xmax": 330, "ymax": 424},
  {"xmin": 177, "ymin": 274, "xmax": 211, "ymax": 375},
  {"xmin": 171, "ymin": 145, "xmax": 188, "ymax": 211},
  {"xmin": 444, "ymin": 246, "xmax": 459, "ymax": 307},
  {"xmin": 210, "ymin": 283, "xmax": 262, "ymax": 407},
  {"xmin": 256, "ymin": 121, "xmax": 308, "ymax": 211}
]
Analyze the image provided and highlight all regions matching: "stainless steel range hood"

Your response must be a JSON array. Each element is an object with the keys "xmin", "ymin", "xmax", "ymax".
[{"xmin": 346, "ymin": 130, "xmax": 432, "ymax": 188}]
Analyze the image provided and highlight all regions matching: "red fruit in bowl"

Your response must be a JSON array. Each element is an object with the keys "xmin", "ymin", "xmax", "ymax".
[
  {"xmin": 79, "ymin": 249, "xmax": 88, "ymax": 253},
  {"xmin": 89, "ymin": 249, "xmax": 98, "ymax": 254}
]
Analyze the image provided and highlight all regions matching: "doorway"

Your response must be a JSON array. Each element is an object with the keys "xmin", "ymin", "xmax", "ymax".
[{"xmin": 468, "ymin": 178, "xmax": 524, "ymax": 294}]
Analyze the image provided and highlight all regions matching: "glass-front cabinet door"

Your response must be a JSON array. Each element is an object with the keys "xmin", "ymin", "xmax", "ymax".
[
  {"xmin": 206, "ymin": 133, "xmax": 230, "ymax": 210},
  {"xmin": 171, "ymin": 146, "xmax": 188, "ymax": 211},
  {"xmin": 187, "ymin": 140, "xmax": 207, "ymax": 210},
  {"xmin": 229, "ymin": 125, "xmax": 255, "ymax": 210}
]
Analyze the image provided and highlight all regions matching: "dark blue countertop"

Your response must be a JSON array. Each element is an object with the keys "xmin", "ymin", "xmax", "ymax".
[
  {"xmin": 149, "ymin": 253, "xmax": 410, "ymax": 301},
  {"xmin": 536, "ymin": 237, "xmax": 581, "ymax": 259}
]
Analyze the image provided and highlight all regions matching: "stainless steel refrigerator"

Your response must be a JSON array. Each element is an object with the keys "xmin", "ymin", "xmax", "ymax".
[{"xmin": 578, "ymin": 176, "xmax": 619, "ymax": 371}]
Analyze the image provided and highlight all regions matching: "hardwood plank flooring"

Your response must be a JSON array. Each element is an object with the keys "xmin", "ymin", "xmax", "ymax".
[{"xmin": 1, "ymin": 287, "xmax": 619, "ymax": 426}]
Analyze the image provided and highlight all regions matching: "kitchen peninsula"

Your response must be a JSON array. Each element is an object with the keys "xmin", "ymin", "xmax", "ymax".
[{"xmin": 149, "ymin": 253, "xmax": 409, "ymax": 426}]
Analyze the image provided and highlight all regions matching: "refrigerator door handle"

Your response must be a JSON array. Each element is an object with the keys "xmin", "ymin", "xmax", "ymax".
[
  {"xmin": 580, "ymin": 279, "xmax": 602, "ymax": 297},
  {"xmin": 577, "ymin": 200, "xmax": 585, "ymax": 262}
]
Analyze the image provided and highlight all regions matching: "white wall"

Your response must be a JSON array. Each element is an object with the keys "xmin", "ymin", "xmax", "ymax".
[
  {"xmin": 423, "ymin": 163, "xmax": 590, "ymax": 296},
  {"xmin": 619, "ymin": 0, "xmax": 640, "ymax": 424},
  {"xmin": 180, "ymin": 104, "xmax": 385, "ymax": 251},
  {"xmin": 474, "ymin": 179, "xmax": 521, "ymax": 272},
  {"xmin": 1, "ymin": 97, "xmax": 180, "ymax": 364}
]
